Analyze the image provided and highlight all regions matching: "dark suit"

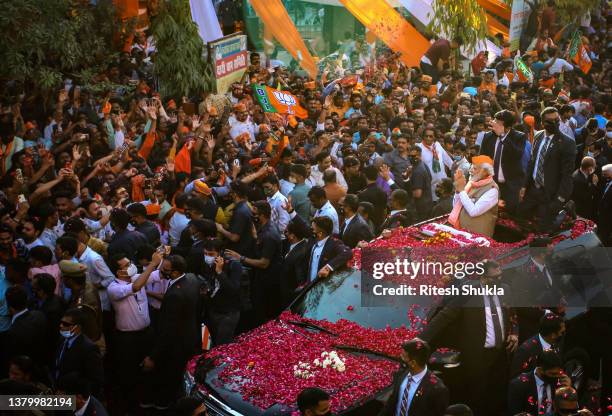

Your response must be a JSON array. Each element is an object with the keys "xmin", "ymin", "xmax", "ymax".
[
  {"xmin": 510, "ymin": 334, "xmax": 562, "ymax": 378},
  {"xmin": 511, "ymin": 258, "xmax": 563, "ymax": 342},
  {"xmin": 3, "ymin": 310, "xmax": 48, "ymax": 370},
  {"xmin": 507, "ymin": 371, "xmax": 552, "ymax": 416},
  {"xmin": 306, "ymin": 237, "xmax": 352, "ymax": 282},
  {"xmin": 571, "ymin": 169, "xmax": 597, "ymax": 219},
  {"xmin": 519, "ymin": 130, "xmax": 576, "ymax": 231},
  {"xmin": 187, "ymin": 239, "xmax": 206, "ymax": 276},
  {"xmin": 79, "ymin": 395, "xmax": 109, "ymax": 416},
  {"xmin": 480, "ymin": 129, "xmax": 526, "ymax": 213},
  {"xmin": 52, "ymin": 334, "xmax": 104, "ymax": 396},
  {"xmin": 378, "ymin": 369, "xmax": 449, "ymax": 416},
  {"xmin": 358, "ymin": 183, "xmax": 388, "ymax": 229},
  {"xmin": 147, "ymin": 274, "xmax": 201, "ymax": 406},
  {"xmin": 597, "ymin": 181, "xmax": 612, "ymax": 246},
  {"xmin": 340, "ymin": 214, "xmax": 374, "ymax": 248},
  {"xmin": 280, "ymin": 239, "xmax": 309, "ymax": 306},
  {"xmin": 380, "ymin": 209, "xmax": 414, "ymax": 230},
  {"xmin": 420, "ymin": 281, "xmax": 517, "ymax": 415}
]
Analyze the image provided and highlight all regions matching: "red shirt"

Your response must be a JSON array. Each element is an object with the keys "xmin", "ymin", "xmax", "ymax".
[{"xmin": 424, "ymin": 39, "xmax": 451, "ymax": 67}]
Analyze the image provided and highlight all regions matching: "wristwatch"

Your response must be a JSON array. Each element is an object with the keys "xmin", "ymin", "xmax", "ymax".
[{"xmin": 557, "ymin": 196, "xmax": 566, "ymax": 203}]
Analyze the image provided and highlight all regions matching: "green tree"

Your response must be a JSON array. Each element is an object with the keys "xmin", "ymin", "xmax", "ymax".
[
  {"xmin": 428, "ymin": 0, "xmax": 489, "ymax": 53},
  {"xmin": 0, "ymin": 0, "xmax": 119, "ymax": 95},
  {"xmin": 150, "ymin": 0, "xmax": 210, "ymax": 98}
]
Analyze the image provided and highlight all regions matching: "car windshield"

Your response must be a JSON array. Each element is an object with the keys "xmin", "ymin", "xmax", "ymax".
[{"xmin": 290, "ymin": 268, "xmax": 427, "ymax": 330}]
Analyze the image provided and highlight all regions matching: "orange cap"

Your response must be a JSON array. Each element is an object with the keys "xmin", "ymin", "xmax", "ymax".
[
  {"xmin": 208, "ymin": 106, "xmax": 218, "ymax": 116},
  {"xmin": 471, "ymin": 155, "xmax": 494, "ymax": 165},
  {"xmin": 167, "ymin": 99, "xmax": 177, "ymax": 109},
  {"xmin": 421, "ymin": 75, "xmax": 432, "ymax": 83},
  {"xmin": 193, "ymin": 179, "xmax": 212, "ymax": 196},
  {"xmin": 24, "ymin": 121, "xmax": 36, "ymax": 131},
  {"xmin": 234, "ymin": 103, "xmax": 247, "ymax": 113},
  {"xmin": 304, "ymin": 81, "xmax": 316, "ymax": 90}
]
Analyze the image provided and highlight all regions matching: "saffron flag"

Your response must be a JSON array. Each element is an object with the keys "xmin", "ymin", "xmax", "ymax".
[
  {"xmin": 249, "ymin": 0, "xmax": 317, "ymax": 79},
  {"xmin": 252, "ymin": 84, "xmax": 308, "ymax": 119},
  {"xmin": 338, "ymin": 0, "xmax": 429, "ymax": 67},
  {"xmin": 477, "ymin": 0, "xmax": 511, "ymax": 20},
  {"xmin": 568, "ymin": 31, "xmax": 592, "ymax": 74}
]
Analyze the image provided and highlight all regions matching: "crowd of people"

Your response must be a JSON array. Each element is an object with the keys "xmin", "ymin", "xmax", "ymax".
[{"xmin": 0, "ymin": 0, "xmax": 611, "ymax": 415}]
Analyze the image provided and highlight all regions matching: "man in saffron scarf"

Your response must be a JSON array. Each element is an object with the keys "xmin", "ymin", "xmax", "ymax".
[{"xmin": 448, "ymin": 155, "xmax": 499, "ymax": 237}]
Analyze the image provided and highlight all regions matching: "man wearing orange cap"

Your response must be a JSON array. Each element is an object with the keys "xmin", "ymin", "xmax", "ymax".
[
  {"xmin": 229, "ymin": 102, "xmax": 256, "ymax": 142},
  {"xmin": 448, "ymin": 155, "xmax": 499, "ymax": 237}
]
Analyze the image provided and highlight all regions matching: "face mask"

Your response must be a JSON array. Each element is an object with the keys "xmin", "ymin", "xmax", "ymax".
[
  {"xmin": 263, "ymin": 188, "xmax": 274, "ymax": 197},
  {"xmin": 60, "ymin": 329, "xmax": 73, "ymax": 339},
  {"xmin": 409, "ymin": 157, "xmax": 419, "ymax": 165},
  {"xmin": 543, "ymin": 119, "xmax": 560, "ymax": 135},
  {"xmin": 204, "ymin": 255, "xmax": 216, "ymax": 266},
  {"xmin": 453, "ymin": 155, "xmax": 462, "ymax": 161},
  {"xmin": 126, "ymin": 263, "xmax": 138, "ymax": 278}
]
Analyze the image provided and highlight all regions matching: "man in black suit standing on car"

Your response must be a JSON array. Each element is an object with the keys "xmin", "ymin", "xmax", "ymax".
[
  {"xmin": 419, "ymin": 260, "xmax": 519, "ymax": 416},
  {"xmin": 378, "ymin": 338, "xmax": 449, "ymax": 416},
  {"xmin": 479, "ymin": 110, "xmax": 527, "ymax": 213},
  {"xmin": 519, "ymin": 107, "xmax": 576, "ymax": 232},
  {"xmin": 339, "ymin": 194, "xmax": 374, "ymax": 248}
]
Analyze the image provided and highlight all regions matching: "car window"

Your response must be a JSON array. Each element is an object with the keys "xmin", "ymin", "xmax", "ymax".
[{"xmin": 291, "ymin": 269, "xmax": 428, "ymax": 330}]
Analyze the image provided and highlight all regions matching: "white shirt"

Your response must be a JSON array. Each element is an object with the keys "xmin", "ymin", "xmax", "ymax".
[
  {"xmin": 24, "ymin": 238, "xmax": 44, "ymax": 251},
  {"xmin": 11, "ymin": 309, "xmax": 28, "ymax": 325},
  {"xmin": 308, "ymin": 165, "xmax": 348, "ymax": 190},
  {"xmin": 228, "ymin": 117, "xmax": 256, "ymax": 142},
  {"xmin": 114, "ymin": 130, "xmax": 125, "ymax": 150},
  {"xmin": 84, "ymin": 218, "xmax": 113, "ymax": 242},
  {"xmin": 483, "ymin": 292, "xmax": 505, "ymax": 348},
  {"xmin": 452, "ymin": 186, "xmax": 499, "ymax": 218},
  {"xmin": 79, "ymin": 247, "xmax": 115, "ymax": 311},
  {"xmin": 167, "ymin": 273, "xmax": 186, "ymax": 289},
  {"xmin": 287, "ymin": 239, "xmax": 305, "ymax": 258},
  {"xmin": 538, "ymin": 334, "xmax": 552, "ymax": 351},
  {"xmin": 545, "ymin": 58, "xmax": 574, "ymax": 75},
  {"xmin": 531, "ymin": 258, "xmax": 553, "ymax": 287},
  {"xmin": 417, "ymin": 141, "xmax": 453, "ymax": 201},
  {"xmin": 267, "ymin": 191, "xmax": 290, "ymax": 235},
  {"xmin": 342, "ymin": 215, "xmax": 355, "ymax": 236},
  {"xmin": 144, "ymin": 270, "xmax": 168, "ymax": 310},
  {"xmin": 559, "ymin": 118, "xmax": 577, "ymax": 140},
  {"xmin": 475, "ymin": 131, "xmax": 487, "ymax": 147},
  {"xmin": 279, "ymin": 179, "xmax": 295, "ymax": 197},
  {"xmin": 532, "ymin": 135, "xmax": 552, "ymax": 182},
  {"xmin": 395, "ymin": 366, "xmax": 428, "ymax": 416},
  {"xmin": 314, "ymin": 201, "xmax": 340, "ymax": 235},
  {"xmin": 494, "ymin": 132, "xmax": 509, "ymax": 183},
  {"xmin": 534, "ymin": 370, "xmax": 554, "ymax": 414},
  {"xmin": 108, "ymin": 275, "xmax": 150, "ymax": 331},
  {"xmin": 169, "ymin": 211, "xmax": 189, "ymax": 246},
  {"xmin": 309, "ymin": 237, "xmax": 330, "ymax": 282}
]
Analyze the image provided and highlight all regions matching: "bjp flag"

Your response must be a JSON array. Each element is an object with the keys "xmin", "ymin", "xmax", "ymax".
[
  {"xmin": 252, "ymin": 84, "xmax": 308, "ymax": 119},
  {"xmin": 568, "ymin": 31, "xmax": 592, "ymax": 74}
]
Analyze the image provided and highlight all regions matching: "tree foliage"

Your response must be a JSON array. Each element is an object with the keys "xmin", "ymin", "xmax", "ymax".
[
  {"xmin": 428, "ymin": 0, "xmax": 488, "ymax": 53},
  {"xmin": 0, "ymin": 0, "xmax": 119, "ymax": 94},
  {"xmin": 150, "ymin": 0, "xmax": 209, "ymax": 98}
]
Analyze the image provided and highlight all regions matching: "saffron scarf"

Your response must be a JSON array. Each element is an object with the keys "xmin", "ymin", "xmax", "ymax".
[
  {"xmin": 421, "ymin": 142, "xmax": 441, "ymax": 173},
  {"xmin": 448, "ymin": 176, "xmax": 495, "ymax": 229}
]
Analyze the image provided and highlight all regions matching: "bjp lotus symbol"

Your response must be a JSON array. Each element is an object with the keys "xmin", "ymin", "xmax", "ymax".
[{"xmin": 272, "ymin": 91, "xmax": 296, "ymax": 107}]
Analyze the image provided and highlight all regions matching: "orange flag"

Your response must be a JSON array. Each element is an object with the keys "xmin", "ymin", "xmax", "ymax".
[
  {"xmin": 174, "ymin": 141, "xmax": 193, "ymax": 175},
  {"xmin": 138, "ymin": 129, "xmax": 157, "ymax": 161},
  {"xmin": 252, "ymin": 84, "xmax": 308, "ymax": 119},
  {"xmin": 568, "ymin": 30, "xmax": 592, "ymax": 74},
  {"xmin": 249, "ymin": 0, "xmax": 317, "ymax": 79},
  {"xmin": 477, "ymin": 0, "xmax": 511, "ymax": 20},
  {"xmin": 338, "ymin": 0, "xmax": 430, "ymax": 67}
]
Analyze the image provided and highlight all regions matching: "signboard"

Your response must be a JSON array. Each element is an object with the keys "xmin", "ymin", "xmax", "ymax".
[
  {"xmin": 509, "ymin": 0, "xmax": 529, "ymax": 52},
  {"xmin": 208, "ymin": 34, "xmax": 248, "ymax": 94}
]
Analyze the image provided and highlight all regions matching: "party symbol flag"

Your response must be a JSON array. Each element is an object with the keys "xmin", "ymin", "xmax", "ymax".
[
  {"xmin": 252, "ymin": 84, "xmax": 308, "ymax": 119},
  {"xmin": 568, "ymin": 30, "xmax": 592, "ymax": 74},
  {"xmin": 514, "ymin": 55, "xmax": 534, "ymax": 84}
]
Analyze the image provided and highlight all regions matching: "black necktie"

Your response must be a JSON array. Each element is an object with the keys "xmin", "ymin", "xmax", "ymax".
[{"xmin": 487, "ymin": 295, "xmax": 503, "ymax": 348}]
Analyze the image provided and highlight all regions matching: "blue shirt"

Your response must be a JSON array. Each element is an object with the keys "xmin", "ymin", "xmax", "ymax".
[
  {"xmin": 395, "ymin": 367, "xmax": 428, "ymax": 416},
  {"xmin": 0, "ymin": 270, "xmax": 10, "ymax": 332},
  {"xmin": 309, "ymin": 237, "xmax": 329, "ymax": 282}
]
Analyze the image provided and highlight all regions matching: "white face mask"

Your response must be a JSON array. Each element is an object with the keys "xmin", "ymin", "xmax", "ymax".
[
  {"xmin": 60, "ymin": 329, "xmax": 73, "ymax": 339},
  {"xmin": 204, "ymin": 255, "xmax": 216, "ymax": 266},
  {"xmin": 126, "ymin": 263, "xmax": 138, "ymax": 278}
]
